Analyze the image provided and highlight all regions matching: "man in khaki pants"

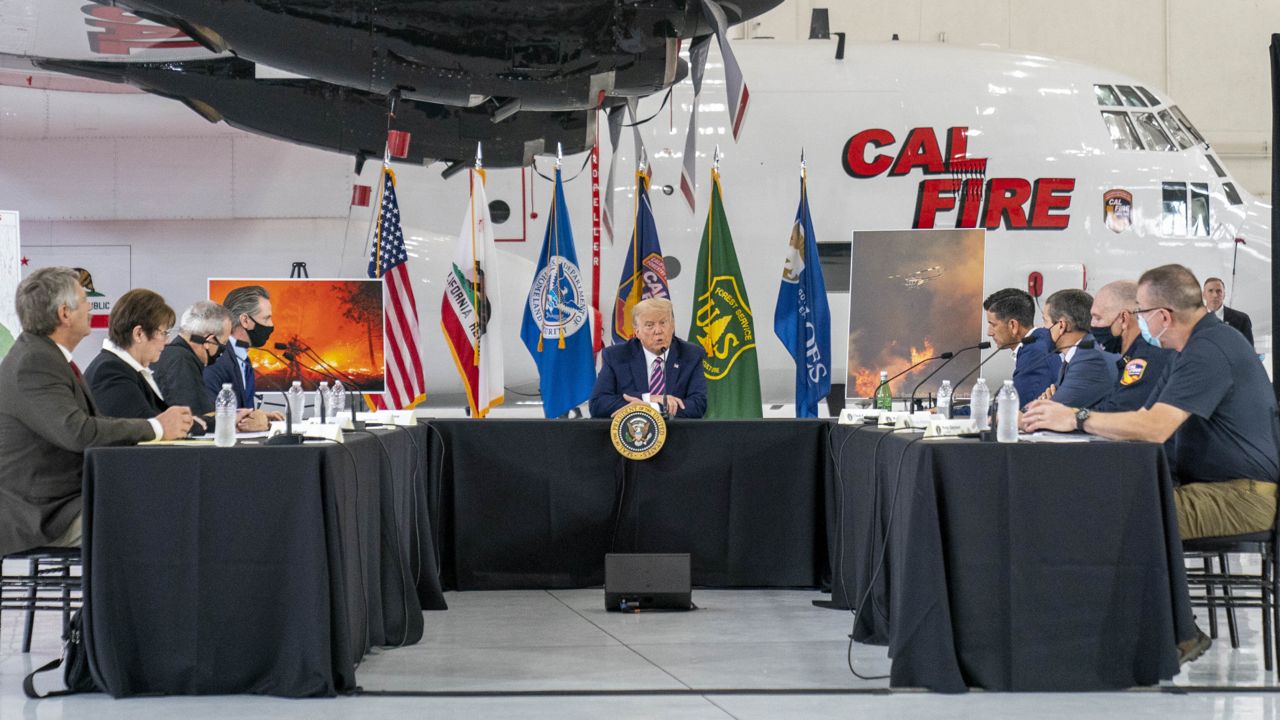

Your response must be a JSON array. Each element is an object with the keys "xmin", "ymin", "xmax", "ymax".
[{"xmin": 1024, "ymin": 264, "xmax": 1279, "ymax": 664}]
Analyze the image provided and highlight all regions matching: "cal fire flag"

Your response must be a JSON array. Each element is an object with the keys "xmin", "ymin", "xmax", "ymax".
[
  {"xmin": 442, "ymin": 168, "xmax": 505, "ymax": 417},
  {"xmin": 611, "ymin": 171, "xmax": 670, "ymax": 344},
  {"xmin": 773, "ymin": 168, "xmax": 831, "ymax": 417},
  {"xmin": 367, "ymin": 165, "xmax": 426, "ymax": 409},
  {"xmin": 688, "ymin": 167, "xmax": 763, "ymax": 418},
  {"xmin": 520, "ymin": 167, "xmax": 595, "ymax": 418}
]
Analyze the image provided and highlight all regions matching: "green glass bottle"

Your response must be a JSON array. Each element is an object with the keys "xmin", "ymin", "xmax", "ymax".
[{"xmin": 875, "ymin": 370, "xmax": 892, "ymax": 411}]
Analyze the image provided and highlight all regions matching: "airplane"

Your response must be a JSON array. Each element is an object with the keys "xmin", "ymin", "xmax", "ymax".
[{"xmin": 0, "ymin": 22, "xmax": 1270, "ymax": 414}]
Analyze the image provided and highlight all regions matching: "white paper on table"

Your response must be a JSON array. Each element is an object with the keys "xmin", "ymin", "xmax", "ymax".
[{"xmin": 1019, "ymin": 431, "xmax": 1102, "ymax": 443}]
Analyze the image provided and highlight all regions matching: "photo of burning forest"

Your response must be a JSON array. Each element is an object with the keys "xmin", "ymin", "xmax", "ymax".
[
  {"xmin": 845, "ymin": 229, "xmax": 985, "ymax": 401},
  {"xmin": 209, "ymin": 278, "xmax": 385, "ymax": 393}
]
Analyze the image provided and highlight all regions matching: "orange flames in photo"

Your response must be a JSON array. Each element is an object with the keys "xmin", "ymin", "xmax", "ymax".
[
  {"xmin": 852, "ymin": 339, "xmax": 937, "ymax": 397},
  {"xmin": 209, "ymin": 279, "xmax": 385, "ymax": 393}
]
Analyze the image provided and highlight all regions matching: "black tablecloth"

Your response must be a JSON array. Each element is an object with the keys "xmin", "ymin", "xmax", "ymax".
[
  {"xmin": 828, "ymin": 426, "xmax": 1195, "ymax": 692},
  {"xmin": 425, "ymin": 419, "xmax": 830, "ymax": 590},
  {"xmin": 82, "ymin": 426, "xmax": 438, "ymax": 697}
]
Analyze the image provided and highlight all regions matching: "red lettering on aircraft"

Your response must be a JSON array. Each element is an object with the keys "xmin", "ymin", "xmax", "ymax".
[
  {"xmin": 842, "ymin": 126, "xmax": 1072, "ymax": 231},
  {"xmin": 81, "ymin": 5, "xmax": 201, "ymax": 55}
]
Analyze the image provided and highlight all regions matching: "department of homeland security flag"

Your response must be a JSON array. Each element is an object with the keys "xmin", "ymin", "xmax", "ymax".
[
  {"xmin": 520, "ymin": 167, "xmax": 595, "ymax": 418},
  {"xmin": 368, "ymin": 165, "xmax": 426, "ymax": 409},
  {"xmin": 611, "ymin": 171, "xmax": 670, "ymax": 344},
  {"xmin": 688, "ymin": 167, "xmax": 762, "ymax": 418},
  {"xmin": 773, "ymin": 168, "xmax": 831, "ymax": 417},
  {"xmin": 442, "ymin": 167, "xmax": 504, "ymax": 417}
]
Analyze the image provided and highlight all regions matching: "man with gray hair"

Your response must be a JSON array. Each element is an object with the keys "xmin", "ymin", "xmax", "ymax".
[
  {"xmin": 1038, "ymin": 288, "xmax": 1118, "ymax": 409},
  {"xmin": 1088, "ymin": 280, "xmax": 1175, "ymax": 413},
  {"xmin": 155, "ymin": 300, "xmax": 270, "ymax": 431},
  {"xmin": 0, "ymin": 267, "xmax": 193, "ymax": 556},
  {"xmin": 589, "ymin": 297, "xmax": 707, "ymax": 418},
  {"xmin": 204, "ymin": 284, "xmax": 274, "ymax": 411}
]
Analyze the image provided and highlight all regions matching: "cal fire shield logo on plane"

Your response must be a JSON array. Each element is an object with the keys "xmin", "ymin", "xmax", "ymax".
[
  {"xmin": 1104, "ymin": 189, "xmax": 1133, "ymax": 233},
  {"xmin": 841, "ymin": 126, "xmax": 1075, "ymax": 230}
]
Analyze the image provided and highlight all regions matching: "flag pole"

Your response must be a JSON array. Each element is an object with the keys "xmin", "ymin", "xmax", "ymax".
[
  {"xmin": 471, "ymin": 142, "xmax": 483, "ymax": 367},
  {"xmin": 555, "ymin": 143, "xmax": 566, "ymax": 349}
]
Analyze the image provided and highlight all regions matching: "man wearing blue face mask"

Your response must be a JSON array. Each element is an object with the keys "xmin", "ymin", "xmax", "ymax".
[
  {"xmin": 1026, "ymin": 264, "xmax": 1278, "ymax": 542},
  {"xmin": 1088, "ymin": 280, "xmax": 1176, "ymax": 413}
]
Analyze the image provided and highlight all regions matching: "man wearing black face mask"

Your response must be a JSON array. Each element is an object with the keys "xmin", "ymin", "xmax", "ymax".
[
  {"xmin": 1036, "ymin": 288, "xmax": 1119, "ymax": 409},
  {"xmin": 203, "ymin": 285, "xmax": 283, "ymax": 417},
  {"xmin": 156, "ymin": 300, "xmax": 265, "ymax": 431},
  {"xmin": 1089, "ymin": 280, "xmax": 1175, "ymax": 412}
]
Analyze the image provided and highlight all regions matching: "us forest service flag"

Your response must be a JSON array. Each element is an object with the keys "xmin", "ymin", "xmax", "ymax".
[
  {"xmin": 688, "ymin": 167, "xmax": 763, "ymax": 418},
  {"xmin": 367, "ymin": 165, "xmax": 426, "ymax": 409},
  {"xmin": 612, "ymin": 170, "xmax": 670, "ymax": 344},
  {"xmin": 773, "ymin": 168, "xmax": 831, "ymax": 417},
  {"xmin": 442, "ymin": 168, "xmax": 504, "ymax": 417},
  {"xmin": 520, "ymin": 167, "xmax": 595, "ymax": 418}
]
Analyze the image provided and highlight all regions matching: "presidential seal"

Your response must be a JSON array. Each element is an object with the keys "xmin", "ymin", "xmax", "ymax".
[{"xmin": 610, "ymin": 403, "xmax": 667, "ymax": 460}]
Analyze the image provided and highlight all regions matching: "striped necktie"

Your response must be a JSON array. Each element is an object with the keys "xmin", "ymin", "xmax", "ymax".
[{"xmin": 649, "ymin": 356, "xmax": 666, "ymax": 396}]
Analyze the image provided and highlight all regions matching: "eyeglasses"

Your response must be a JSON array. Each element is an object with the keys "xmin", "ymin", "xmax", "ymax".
[{"xmin": 1134, "ymin": 306, "xmax": 1172, "ymax": 316}]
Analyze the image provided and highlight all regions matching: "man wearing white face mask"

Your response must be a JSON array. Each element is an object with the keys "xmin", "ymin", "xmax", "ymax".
[{"xmin": 1026, "ymin": 264, "xmax": 1279, "ymax": 541}]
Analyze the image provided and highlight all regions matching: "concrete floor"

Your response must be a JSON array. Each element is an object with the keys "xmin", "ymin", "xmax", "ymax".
[{"xmin": 5, "ymin": 580, "xmax": 1280, "ymax": 718}]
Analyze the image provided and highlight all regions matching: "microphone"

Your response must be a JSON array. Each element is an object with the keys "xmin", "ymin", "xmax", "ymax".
[
  {"xmin": 264, "ymin": 390, "xmax": 305, "ymax": 445},
  {"xmin": 909, "ymin": 342, "xmax": 991, "ymax": 411},
  {"xmin": 274, "ymin": 342, "xmax": 289, "ymax": 350}
]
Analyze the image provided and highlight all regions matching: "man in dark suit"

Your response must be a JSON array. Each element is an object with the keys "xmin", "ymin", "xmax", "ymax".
[
  {"xmin": 0, "ymin": 268, "xmax": 192, "ymax": 557},
  {"xmin": 984, "ymin": 288, "xmax": 1060, "ymax": 408},
  {"xmin": 590, "ymin": 298, "xmax": 707, "ymax": 418},
  {"xmin": 1039, "ymin": 288, "xmax": 1119, "ymax": 409},
  {"xmin": 203, "ymin": 285, "xmax": 283, "ymax": 420},
  {"xmin": 1203, "ymin": 277, "xmax": 1253, "ymax": 346}
]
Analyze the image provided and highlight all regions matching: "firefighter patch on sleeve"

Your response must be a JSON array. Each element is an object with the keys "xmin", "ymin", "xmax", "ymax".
[{"xmin": 1120, "ymin": 358, "xmax": 1148, "ymax": 386}]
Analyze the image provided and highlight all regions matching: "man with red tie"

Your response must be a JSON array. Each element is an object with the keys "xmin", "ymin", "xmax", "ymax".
[
  {"xmin": 589, "ymin": 298, "xmax": 707, "ymax": 419},
  {"xmin": 0, "ymin": 267, "xmax": 192, "ymax": 556}
]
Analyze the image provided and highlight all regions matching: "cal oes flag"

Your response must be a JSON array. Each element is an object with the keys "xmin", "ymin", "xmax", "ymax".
[
  {"xmin": 773, "ymin": 166, "xmax": 831, "ymax": 417},
  {"xmin": 367, "ymin": 165, "xmax": 426, "ymax": 410},
  {"xmin": 442, "ymin": 167, "xmax": 504, "ymax": 417},
  {"xmin": 688, "ymin": 166, "xmax": 762, "ymax": 418},
  {"xmin": 520, "ymin": 167, "xmax": 595, "ymax": 418},
  {"xmin": 612, "ymin": 170, "xmax": 670, "ymax": 344}
]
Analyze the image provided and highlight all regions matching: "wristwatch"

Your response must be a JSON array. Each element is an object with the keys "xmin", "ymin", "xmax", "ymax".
[{"xmin": 1074, "ymin": 407, "xmax": 1091, "ymax": 432}]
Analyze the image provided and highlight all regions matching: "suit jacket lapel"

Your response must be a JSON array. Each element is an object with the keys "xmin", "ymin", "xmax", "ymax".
[{"xmin": 630, "ymin": 339, "xmax": 649, "ymax": 394}]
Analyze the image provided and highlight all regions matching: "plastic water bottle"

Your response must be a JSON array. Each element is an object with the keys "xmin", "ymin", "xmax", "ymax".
[
  {"xmin": 970, "ymin": 378, "xmax": 991, "ymax": 431},
  {"xmin": 287, "ymin": 380, "xmax": 305, "ymax": 421},
  {"xmin": 315, "ymin": 381, "xmax": 330, "ymax": 421},
  {"xmin": 936, "ymin": 380, "xmax": 952, "ymax": 417},
  {"xmin": 996, "ymin": 380, "xmax": 1020, "ymax": 443},
  {"xmin": 329, "ymin": 381, "xmax": 347, "ymax": 421},
  {"xmin": 214, "ymin": 383, "xmax": 237, "ymax": 447},
  {"xmin": 875, "ymin": 370, "xmax": 892, "ymax": 411}
]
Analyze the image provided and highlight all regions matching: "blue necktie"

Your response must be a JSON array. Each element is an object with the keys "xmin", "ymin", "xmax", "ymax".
[{"xmin": 242, "ymin": 354, "xmax": 255, "ymax": 409}]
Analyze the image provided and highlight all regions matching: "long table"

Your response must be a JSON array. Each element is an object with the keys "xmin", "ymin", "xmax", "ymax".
[
  {"xmin": 826, "ymin": 425, "xmax": 1194, "ymax": 692},
  {"xmin": 423, "ymin": 419, "xmax": 831, "ymax": 590},
  {"xmin": 82, "ymin": 425, "xmax": 442, "ymax": 698}
]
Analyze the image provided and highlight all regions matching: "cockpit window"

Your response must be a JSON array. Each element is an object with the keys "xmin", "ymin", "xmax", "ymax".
[
  {"xmin": 1206, "ymin": 154, "xmax": 1228, "ymax": 178},
  {"xmin": 1094, "ymin": 84, "xmax": 1122, "ymax": 106},
  {"xmin": 1101, "ymin": 111, "xmax": 1143, "ymax": 150},
  {"xmin": 1158, "ymin": 109, "xmax": 1194, "ymax": 149},
  {"xmin": 1162, "ymin": 182, "xmax": 1188, "ymax": 236},
  {"xmin": 1116, "ymin": 85, "xmax": 1147, "ymax": 107},
  {"xmin": 1137, "ymin": 86, "xmax": 1162, "ymax": 106},
  {"xmin": 1189, "ymin": 183, "xmax": 1210, "ymax": 236},
  {"xmin": 1222, "ymin": 182, "xmax": 1243, "ymax": 206},
  {"xmin": 1169, "ymin": 106, "xmax": 1206, "ymax": 145},
  {"xmin": 1132, "ymin": 112, "xmax": 1175, "ymax": 151}
]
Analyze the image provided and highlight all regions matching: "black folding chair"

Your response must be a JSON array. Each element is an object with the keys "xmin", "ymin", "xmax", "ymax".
[
  {"xmin": 1182, "ymin": 503, "xmax": 1280, "ymax": 673},
  {"xmin": 0, "ymin": 548, "xmax": 82, "ymax": 653}
]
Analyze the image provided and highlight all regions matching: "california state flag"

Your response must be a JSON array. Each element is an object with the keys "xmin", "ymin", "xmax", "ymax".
[{"xmin": 442, "ymin": 168, "xmax": 504, "ymax": 417}]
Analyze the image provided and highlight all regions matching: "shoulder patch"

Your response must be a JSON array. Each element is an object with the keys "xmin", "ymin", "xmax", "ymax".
[{"xmin": 1120, "ymin": 358, "xmax": 1148, "ymax": 386}]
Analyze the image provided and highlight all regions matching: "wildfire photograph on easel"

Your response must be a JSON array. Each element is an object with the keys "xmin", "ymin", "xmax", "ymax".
[{"xmin": 209, "ymin": 278, "xmax": 386, "ymax": 393}]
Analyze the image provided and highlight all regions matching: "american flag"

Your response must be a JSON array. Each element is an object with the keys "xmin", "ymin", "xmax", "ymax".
[{"xmin": 368, "ymin": 166, "xmax": 426, "ymax": 409}]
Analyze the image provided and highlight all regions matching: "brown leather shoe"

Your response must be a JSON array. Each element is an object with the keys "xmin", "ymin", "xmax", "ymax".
[{"xmin": 1177, "ymin": 629, "xmax": 1212, "ymax": 665}]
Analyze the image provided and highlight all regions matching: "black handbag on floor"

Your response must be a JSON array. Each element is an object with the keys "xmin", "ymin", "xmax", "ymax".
[{"xmin": 23, "ymin": 610, "xmax": 99, "ymax": 698}]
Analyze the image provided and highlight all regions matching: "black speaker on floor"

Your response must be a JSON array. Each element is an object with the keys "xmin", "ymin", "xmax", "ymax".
[{"xmin": 604, "ymin": 553, "xmax": 693, "ymax": 612}]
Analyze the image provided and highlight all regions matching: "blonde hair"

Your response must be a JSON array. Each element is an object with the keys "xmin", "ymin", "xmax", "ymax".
[{"xmin": 632, "ymin": 297, "xmax": 674, "ymax": 324}]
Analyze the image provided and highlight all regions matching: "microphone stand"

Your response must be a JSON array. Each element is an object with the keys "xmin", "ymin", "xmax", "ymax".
[
  {"xmin": 265, "ymin": 390, "xmax": 305, "ymax": 445},
  {"xmin": 909, "ymin": 342, "xmax": 991, "ymax": 412}
]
